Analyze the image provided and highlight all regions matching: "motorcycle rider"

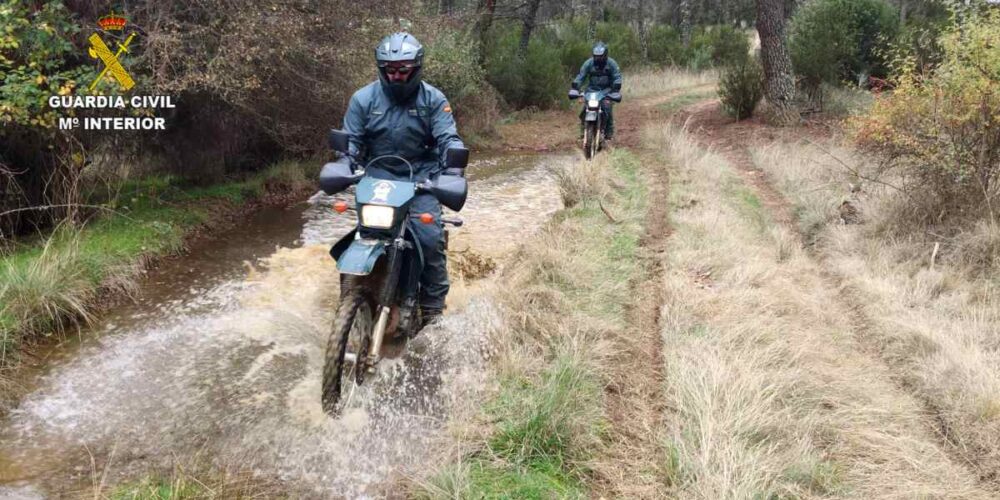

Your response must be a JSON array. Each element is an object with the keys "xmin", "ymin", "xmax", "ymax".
[
  {"xmin": 321, "ymin": 32, "xmax": 465, "ymax": 328},
  {"xmin": 571, "ymin": 42, "xmax": 622, "ymax": 141}
]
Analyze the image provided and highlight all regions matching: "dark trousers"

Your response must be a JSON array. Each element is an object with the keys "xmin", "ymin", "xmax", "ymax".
[{"xmin": 408, "ymin": 192, "xmax": 449, "ymax": 310}]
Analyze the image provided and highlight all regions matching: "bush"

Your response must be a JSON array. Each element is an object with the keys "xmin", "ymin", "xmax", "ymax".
[
  {"xmin": 595, "ymin": 21, "xmax": 643, "ymax": 68},
  {"xmin": 852, "ymin": 10, "xmax": 1000, "ymax": 225},
  {"xmin": 688, "ymin": 25, "xmax": 751, "ymax": 69},
  {"xmin": 419, "ymin": 23, "xmax": 501, "ymax": 136},
  {"xmin": 485, "ymin": 23, "xmax": 566, "ymax": 109},
  {"xmin": 718, "ymin": 57, "xmax": 764, "ymax": 120},
  {"xmin": 789, "ymin": 0, "xmax": 900, "ymax": 94},
  {"xmin": 647, "ymin": 25, "xmax": 685, "ymax": 66}
]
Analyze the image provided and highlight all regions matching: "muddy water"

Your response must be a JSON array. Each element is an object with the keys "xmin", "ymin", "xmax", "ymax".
[{"xmin": 0, "ymin": 153, "xmax": 566, "ymax": 499}]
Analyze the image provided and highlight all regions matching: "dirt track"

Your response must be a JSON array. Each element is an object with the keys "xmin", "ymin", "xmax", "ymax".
[{"xmin": 675, "ymin": 98, "xmax": 1000, "ymax": 495}]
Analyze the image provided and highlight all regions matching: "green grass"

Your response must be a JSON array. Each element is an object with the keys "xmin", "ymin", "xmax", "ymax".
[
  {"xmin": 110, "ymin": 476, "xmax": 207, "ymax": 500},
  {"xmin": 658, "ymin": 88, "xmax": 718, "ymax": 114},
  {"xmin": 417, "ymin": 150, "xmax": 648, "ymax": 498},
  {"xmin": 0, "ymin": 161, "xmax": 316, "ymax": 371},
  {"xmin": 725, "ymin": 180, "xmax": 772, "ymax": 234}
]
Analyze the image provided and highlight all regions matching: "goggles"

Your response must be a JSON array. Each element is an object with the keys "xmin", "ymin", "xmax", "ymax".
[{"xmin": 380, "ymin": 63, "xmax": 418, "ymax": 75}]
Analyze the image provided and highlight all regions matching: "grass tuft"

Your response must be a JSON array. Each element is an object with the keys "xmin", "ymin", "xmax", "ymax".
[{"xmin": 415, "ymin": 150, "xmax": 648, "ymax": 498}]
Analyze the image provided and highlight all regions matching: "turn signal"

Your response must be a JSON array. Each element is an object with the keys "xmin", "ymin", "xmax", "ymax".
[
  {"xmin": 333, "ymin": 201, "xmax": 348, "ymax": 213},
  {"xmin": 419, "ymin": 213, "xmax": 435, "ymax": 224}
]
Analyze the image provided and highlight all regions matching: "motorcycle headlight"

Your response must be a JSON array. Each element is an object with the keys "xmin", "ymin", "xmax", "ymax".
[
  {"xmin": 588, "ymin": 99, "xmax": 599, "ymax": 108},
  {"xmin": 360, "ymin": 204, "xmax": 395, "ymax": 228}
]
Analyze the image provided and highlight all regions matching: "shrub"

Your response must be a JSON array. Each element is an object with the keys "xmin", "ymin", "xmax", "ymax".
[
  {"xmin": 595, "ymin": 21, "xmax": 643, "ymax": 68},
  {"xmin": 718, "ymin": 57, "xmax": 764, "ymax": 120},
  {"xmin": 688, "ymin": 25, "xmax": 751, "ymax": 68},
  {"xmin": 647, "ymin": 25, "xmax": 685, "ymax": 66},
  {"xmin": 852, "ymin": 10, "xmax": 1000, "ymax": 225},
  {"xmin": 419, "ymin": 23, "xmax": 501, "ymax": 136},
  {"xmin": 789, "ymin": 0, "xmax": 900, "ymax": 99},
  {"xmin": 485, "ymin": 23, "xmax": 566, "ymax": 109}
]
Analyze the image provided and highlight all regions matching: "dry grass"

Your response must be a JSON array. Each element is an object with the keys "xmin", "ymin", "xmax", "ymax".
[
  {"xmin": 751, "ymin": 137, "xmax": 1000, "ymax": 490},
  {"xmin": 656, "ymin": 125, "xmax": 989, "ymax": 498},
  {"xmin": 626, "ymin": 68, "xmax": 718, "ymax": 100},
  {"xmin": 414, "ymin": 151, "xmax": 650, "ymax": 497}
]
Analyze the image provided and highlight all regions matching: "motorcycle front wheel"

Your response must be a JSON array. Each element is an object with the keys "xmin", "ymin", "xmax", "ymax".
[
  {"xmin": 584, "ymin": 121, "xmax": 599, "ymax": 160},
  {"xmin": 322, "ymin": 277, "xmax": 376, "ymax": 415}
]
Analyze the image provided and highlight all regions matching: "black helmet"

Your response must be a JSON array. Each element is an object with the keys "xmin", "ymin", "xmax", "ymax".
[
  {"xmin": 592, "ymin": 42, "xmax": 608, "ymax": 67},
  {"xmin": 375, "ymin": 32, "xmax": 425, "ymax": 103}
]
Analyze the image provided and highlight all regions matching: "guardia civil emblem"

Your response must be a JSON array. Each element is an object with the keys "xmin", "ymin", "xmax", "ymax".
[{"xmin": 87, "ymin": 11, "xmax": 137, "ymax": 91}]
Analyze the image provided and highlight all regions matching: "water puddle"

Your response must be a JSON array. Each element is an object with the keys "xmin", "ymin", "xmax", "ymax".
[{"xmin": 0, "ymin": 153, "xmax": 566, "ymax": 497}]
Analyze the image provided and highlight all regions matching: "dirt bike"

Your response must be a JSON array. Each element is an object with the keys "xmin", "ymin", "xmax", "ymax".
[
  {"xmin": 318, "ymin": 129, "xmax": 469, "ymax": 415},
  {"xmin": 568, "ymin": 88, "xmax": 622, "ymax": 160}
]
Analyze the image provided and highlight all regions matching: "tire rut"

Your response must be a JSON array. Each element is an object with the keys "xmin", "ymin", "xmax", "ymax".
[{"xmin": 678, "ymin": 98, "xmax": 1000, "ymax": 495}]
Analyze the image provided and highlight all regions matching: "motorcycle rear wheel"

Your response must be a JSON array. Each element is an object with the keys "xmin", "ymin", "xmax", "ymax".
[{"xmin": 321, "ymin": 278, "xmax": 376, "ymax": 415}]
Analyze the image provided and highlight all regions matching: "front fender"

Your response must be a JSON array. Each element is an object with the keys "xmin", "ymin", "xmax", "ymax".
[
  {"xmin": 585, "ymin": 110, "xmax": 598, "ymax": 121},
  {"xmin": 333, "ymin": 237, "xmax": 386, "ymax": 276}
]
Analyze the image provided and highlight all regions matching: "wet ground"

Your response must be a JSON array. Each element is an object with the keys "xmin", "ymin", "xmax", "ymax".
[{"xmin": 0, "ymin": 153, "xmax": 567, "ymax": 498}]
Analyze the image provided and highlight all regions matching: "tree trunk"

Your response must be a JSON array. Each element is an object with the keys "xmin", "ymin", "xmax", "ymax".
[
  {"xmin": 680, "ymin": 0, "xmax": 692, "ymax": 48},
  {"xmin": 755, "ymin": 0, "xmax": 798, "ymax": 125},
  {"xmin": 637, "ymin": 0, "xmax": 649, "ymax": 61},
  {"xmin": 474, "ymin": 0, "xmax": 496, "ymax": 66},
  {"xmin": 519, "ymin": 0, "xmax": 543, "ymax": 60},
  {"xmin": 588, "ymin": 0, "xmax": 600, "ymax": 41}
]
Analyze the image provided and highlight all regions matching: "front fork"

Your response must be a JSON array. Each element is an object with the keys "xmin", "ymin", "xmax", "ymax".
[{"xmin": 365, "ymin": 223, "xmax": 412, "ymax": 371}]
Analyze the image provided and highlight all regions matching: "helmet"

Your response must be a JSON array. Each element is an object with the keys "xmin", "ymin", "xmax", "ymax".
[
  {"xmin": 592, "ymin": 42, "xmax": 608, "ymax": 67},
  {"xmin": 375, "ymin": 32, "xmax": 425, "ymax": 103}
]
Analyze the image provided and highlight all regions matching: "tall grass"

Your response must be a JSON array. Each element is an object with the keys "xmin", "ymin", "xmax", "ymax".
[
  {"xmin": 415, "ymin": 150, "xmax": 648, "ymax": 497},
  {"xmin": 657, "ymin": 125, "xmax": 989, "ymax": 498},
  {"xmin": 751, "ymin": 137, "xmax": 1000, "ymax": 490},
  {"xmin": 1, "ymin": 228, "xmax": 94, "ymax": 354}
]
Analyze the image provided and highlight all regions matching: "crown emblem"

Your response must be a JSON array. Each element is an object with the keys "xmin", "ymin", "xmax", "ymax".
[{"xmin": 97, "ymin": 12, "xmax": 127, "ymax": 31}]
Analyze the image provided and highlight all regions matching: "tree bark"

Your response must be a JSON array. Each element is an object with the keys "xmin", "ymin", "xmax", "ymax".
[
  {"xmin": 680, "ymin": 0, "xmax": 692, "ymax": 48},
  {"xmin": 473, "ymin": 0, "xmax": 496, "ymax": 66},
  {"xmin": 588, "ymin": 0, "xmax": 600, "ymax": 41},
  {"xmin": 637, "ymin": 0, "xmax": 649, "ymax": 61},
  {"xmin": 755, "ymin": 0, "xmax": 798, "ymax": 125},
  {"xmin": 519, "ymin": 0, "xmax": 543, "ymax": 60}
]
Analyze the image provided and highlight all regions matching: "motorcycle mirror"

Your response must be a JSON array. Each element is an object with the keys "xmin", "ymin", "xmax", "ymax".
[
  {"xmin": 328, "ymin": 129, "xmax": 350, "ymax": 154},
  {"xmin": 445, "ymin": 147, "xmax": 469, "ymax": 171}
]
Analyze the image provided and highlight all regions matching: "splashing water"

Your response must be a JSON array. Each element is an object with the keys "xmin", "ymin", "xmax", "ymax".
[{"xmin": 0, "ymin": 154, "xmax": 564, "ymax": 497}]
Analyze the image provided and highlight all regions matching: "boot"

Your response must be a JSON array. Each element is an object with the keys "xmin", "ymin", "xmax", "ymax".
[{"xmin": 418, "ymin": 307, "xmax": 443, "ymax": 334}]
